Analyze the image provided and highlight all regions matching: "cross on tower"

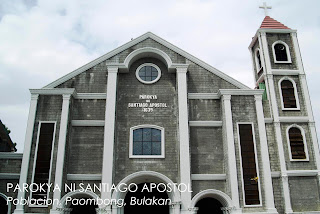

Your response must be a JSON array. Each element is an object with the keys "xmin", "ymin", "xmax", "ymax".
[{"xmin": 259, "ymin": 2, "xmax": 272, "ymax": 16}]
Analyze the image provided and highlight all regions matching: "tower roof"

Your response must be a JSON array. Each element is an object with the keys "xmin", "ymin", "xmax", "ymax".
[{"xmin": 260, "ymin": 16, "xmax": 291, "ymax": 29}]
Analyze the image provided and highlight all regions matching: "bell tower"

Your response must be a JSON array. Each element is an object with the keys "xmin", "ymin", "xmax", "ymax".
[{"xmin": 249, "ymin": 3, "xmax": 320, "ymax": 214}]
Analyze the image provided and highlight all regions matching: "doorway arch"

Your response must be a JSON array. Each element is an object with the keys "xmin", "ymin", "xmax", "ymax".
[
  {"xmin": 112, "ymin": 171, "xmax": 181, "ymax": 214},
  {"xmin": 190, "ymin": 189, "xmax": 234, "ymax": 214},
  {"xmin": 57, "ymin": 190, "xmax": 101, "ymax": 214}
]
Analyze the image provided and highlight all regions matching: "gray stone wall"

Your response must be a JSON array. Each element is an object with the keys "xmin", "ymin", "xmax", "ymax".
[
  {"xmin": 266, "ymin": 33, "xmax": 298, "ymax": 70},
  {"xmin": 289, "ymin": 177, "xmax": 320, "ymax": 212},
  {"xmin": 281, "ymin": 123, "xmax": 317, "ymax": 170},
  {"xmin": 272, "ymin": 178, "xmax": 284, "ymax": 214},
  {"xmin": 57, "ymin": 62, "xmax": 108, "ymax": 93},
  {"xmin": 0, "ymin": 159, "xmax": 21, "ymax": 173},
  {"xmin": 190, "ymin": 127, "xmax": 224, "ymax": 174},
  {"xmin": 72, "ymin": 99, "xmax": 105, "ymax": 120},
  {"xmin": 265, "ymin": 124, "xmax": 280, "ymax": 172},
  {"xmin": 262, "ymin": 99, "xmax": 271, "ymax": 118},
  {"xmin": 273, "ymin": 75, "xmax": 307, "ymax": 117},
  {"xmin": 113, "ymin": 57, "xmax": 179, "ymax": 185},
  {"xmin": 188, "ymin": 100, "xmax": 221, "ymax": 121},
  {"xmin": 187, "ymin": 59, "xmax": 239, "ymax": 93},
  {"xmin": 67, "ymin": 127, "xmax": 104, "ymax": 174},
  {"xmin": 191, "ymin": 181, "xmax": 226, "ymax": 198}
]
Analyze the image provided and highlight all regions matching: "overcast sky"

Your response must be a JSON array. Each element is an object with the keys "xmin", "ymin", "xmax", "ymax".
[{"xmin": 0, "ymin": 0, "xmax": 319, "ymax": 152}]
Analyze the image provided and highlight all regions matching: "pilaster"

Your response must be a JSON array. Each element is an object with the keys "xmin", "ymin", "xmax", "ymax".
[
  {"xmin": 101, "ymin": 66, "xmax": 119, "ymax": 204},
  {"xmin": 266, "ymin": 74, "xmax": 293, "ymax": 213},
  {"xmin": 300, "ymin": 74, "xmax": 320, "ymax": 185},
  {"xmin": 176, "ymin": 65, "xmax": 192, "ymax": 212},
  {"xmin": 260, "ymin": 32, "xmax": 272, "ymax": 73},
  {"xmin": 222, "ymin": 95, "xmax": 240, "ymax": 210},
  {"xmin": 13, "ymin": 94, "xmax": 39, "ymax": 214},
  {"xmin": 254, "ymin": 95, "xmax": 277, "ymax": 213},
  {"xmin": 170, "ymin": 201, "xmax": 181, "ymax": 214},
  {"xmin": 51, "ymin": 94, "xmax": 72, "ymax": 213}
]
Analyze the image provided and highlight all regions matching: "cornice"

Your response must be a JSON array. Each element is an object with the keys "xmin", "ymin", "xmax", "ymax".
[{"xmin": 30, "ymin": 88, "xmax": 76, "ymax": 96}]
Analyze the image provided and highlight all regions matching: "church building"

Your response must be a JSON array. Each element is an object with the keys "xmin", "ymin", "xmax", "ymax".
[{"xmin": 1, "ymin": 11, "xmax": 320, "ymax": 214}]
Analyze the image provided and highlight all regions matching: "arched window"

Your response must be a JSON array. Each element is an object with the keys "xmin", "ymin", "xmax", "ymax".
[
  {"xmin": 272, "ymin": 41, "xmax": 292, "ymax": 63},
  {"xmin": 279, "ymin": 78, "xmax": 300, "ymax": 110},
  {"xmin": 255, "ymin": 49, "xmax": 263, "ymax": 72},
  {"xmin": 287, "ymin": 125, "xmax": 309, "ymax": 161},
  {"xmin": 129, "ymin": 125, "xmax": 165, "ymax": 158}
]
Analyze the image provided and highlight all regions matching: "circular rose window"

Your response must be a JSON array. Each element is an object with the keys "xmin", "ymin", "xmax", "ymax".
[{"xmin": 136, "ymin": 63, "xmax": 161, "ymax": 84}]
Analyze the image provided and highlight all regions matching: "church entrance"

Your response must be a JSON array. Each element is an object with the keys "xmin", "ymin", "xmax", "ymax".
[
  {"xmin": 0, "ymin": 194, "xmax": 9, "ymax": 214},
  {"xmin": 69, "ymin": 202, "xmax": 98, "ymax": 214},
  {"xmin": 124, "ymin": 183, "xmax": 170, "ymax": 214},
  {"xmin": 195, "ymin": 197, "xmax": 223, "ymax": 214}
]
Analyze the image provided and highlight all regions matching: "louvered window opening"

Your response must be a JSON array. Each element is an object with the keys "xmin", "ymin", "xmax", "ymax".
[
  {"xmin": 32, "ymin": 123, "xmax": 55, "ymax": 200},
  {"xmin": 289, "ymin": 127, "xmax": 306, "ymax": 159},
  {"xmin": 281, "ymin": 80, "xmax": 297, "ymax": 108},
  {"xmin": 239, "ymin": 124, "xmax": 260, "ymax": 205}
]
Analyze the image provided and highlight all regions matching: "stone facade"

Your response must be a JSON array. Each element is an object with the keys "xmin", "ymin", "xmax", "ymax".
[{"xmin": 1, "ymin": 16, "xmax": 319, "ymax": 214}]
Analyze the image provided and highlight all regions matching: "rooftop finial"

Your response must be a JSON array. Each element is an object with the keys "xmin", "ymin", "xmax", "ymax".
[{"xmin": 259, "ymin": 2, "xmax": 272, "ymax": 16}]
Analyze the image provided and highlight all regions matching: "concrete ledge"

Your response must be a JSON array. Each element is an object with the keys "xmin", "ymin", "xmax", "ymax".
[
  {"xmin": 71, "ymin": 120, "xmax": 105, "ymax": 127},
  {"xmin": 189, "ymin": 121, "xmax": 223, "ymax": 127},
  {"xmin": 191, "ymin": 174, "xmax": 226, "ymax": 181},
  {"xmin": 271, "ymin": 170, "xmax": 319, "ymax": 178},
  {"xmin": 74, "ymin": 93, "xmax": 106, "ymax": 99},
  {"xmin": 0, "ymin": 173, "xmax": 20, "ymax": 179},
  {"xmin": 67, "ymin": 174, "xmax": 102, "ymax": 181},
  {"xmin": 271, "ymin": 172, "xmax": 281, "ymax": 178},
  {"xmin": 279, "ymin": 117, "xmax": 309, "ymax": 123},
  {"xmin": 188, "ymin": 93, "xmax": 219, "ymax": 99},
  {"xmin": 271, "ymin": 69, "xmax": 301, "ymax": 75},
  {"xmin": 0, "ymin": 152, "xmax": 23, "ymax": 159},
  {"xmin": 287, "ymin": 170, "xmax": 318, "ymax": 177},
  {"xmin": 264, "ymin": 118, "xmax": 273, "ymax": 124}
]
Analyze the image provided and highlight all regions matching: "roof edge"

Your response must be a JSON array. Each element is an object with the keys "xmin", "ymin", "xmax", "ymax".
[{"xmin": 43, "ymin": 32, "xmax": 250, "ymax": 89}]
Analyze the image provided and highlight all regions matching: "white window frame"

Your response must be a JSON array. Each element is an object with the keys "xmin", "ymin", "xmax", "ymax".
[
  {"xmin": 135, "ymin": 63, "xmax": 161, "ymax": 84},
  {"xmin": 278, "ymin": 76, "xmax": 300, "ymax": 111},
  {"xmin": 236, "ymin": 122, "xmax": 262, "ymax": 207},
  {"xmin": 272, "ymin": 40, "xmax": 292, "ymax": 63},
  {"xmin": 29, "ymin": 121, "xmax": 57, "ymax": 207},
  {"xmin": 129, "ymin": 124, "xmax": 165, "ymax": 158},
  {"xmin": 254, "ymin": 48, "xmax": 263, "ymax": 73},
  {"xmin": 286, "ymin": 124, "xmax": 309, "ymax": 162}
]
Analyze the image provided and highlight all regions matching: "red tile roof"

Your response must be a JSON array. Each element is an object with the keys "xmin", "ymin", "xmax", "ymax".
[{"xmin": 260, "ymin": 16, "xmax": 291, "ymax": 29}]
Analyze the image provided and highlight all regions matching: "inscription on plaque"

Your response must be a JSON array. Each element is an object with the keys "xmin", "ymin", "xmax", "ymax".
[{"xmin": 128, "ymin": 95, "xmax": 168, "ymax": 112}]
